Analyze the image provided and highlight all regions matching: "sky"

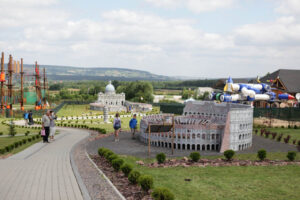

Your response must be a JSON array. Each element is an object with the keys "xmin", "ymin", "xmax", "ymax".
[{"xmin": 1, "ymin": 0, "xmax": 300, "ymax": 78}]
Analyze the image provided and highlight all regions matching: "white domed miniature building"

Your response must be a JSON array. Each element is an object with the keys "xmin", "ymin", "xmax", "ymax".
[
  {"xmin": 105, "ymin": 81, "xmax": 116, "ymax": 94},
  {"xmin": 90, "ymin": 81, "xmax": 126, "ymax": 112}
]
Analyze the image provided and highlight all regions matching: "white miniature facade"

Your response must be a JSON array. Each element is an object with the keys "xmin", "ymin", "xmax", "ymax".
[
  {"xmin": 139, "ymin": 101, "xmax": 253, "ymax": 152},
  {"xmin": 90, "ymin": 81, "xmax": 126, "ymax": 112}
]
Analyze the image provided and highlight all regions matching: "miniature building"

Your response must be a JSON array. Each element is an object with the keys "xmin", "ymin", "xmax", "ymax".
[
  {"xmin": 90, "ymin": 81, "xmax": 126, "ymax": 112},
  {"xmin": 125, "ymin": 101, "xmax": 153, "ymax": 112},
  {"xmin": 139, "ymin": 101, "xmax": 253, "ymax": 152}
]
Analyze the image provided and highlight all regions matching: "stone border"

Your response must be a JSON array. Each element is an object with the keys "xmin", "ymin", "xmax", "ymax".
[
  {"xmin": 85, "ymin": 151, "xmax": 127, "ymax": 200},
  {"xmin": 70, "ymin": 130, "xmax": 92, "ymax": 200}
]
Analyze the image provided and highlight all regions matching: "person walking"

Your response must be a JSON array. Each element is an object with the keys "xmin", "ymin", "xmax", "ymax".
[
  {"xmin": 129, "ymin": 114, "xmax": 138, "ymax": 139},
  {"xmin": 23, "ymin": 111, "xmax": 29, "ymax": 126},
  {"xmin": 113, "ymin": 113, "xmax": 121, "ymax": 142},
  {"xmin": 28, "ymin": 110, "xmax": 33, "ymax": 125},
  {"xmin": 49, "ymin": 110, "xmax": 57, "ymax": 140},
  {"xmin": 42, "ymin": 110, "xmax": 51, "ymax": 143}
]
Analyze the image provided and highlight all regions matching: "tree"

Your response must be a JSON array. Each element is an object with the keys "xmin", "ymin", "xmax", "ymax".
[
  {"xmin": 117, "ymin": 81, "xmax": 154, "ymax": 103},
  {"xmin": 8, "ymin": 120, "xmax": 16, "ymax": 137}
]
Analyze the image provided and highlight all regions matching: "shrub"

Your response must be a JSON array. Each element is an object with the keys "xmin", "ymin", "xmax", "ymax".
[
  {"xmin": 9, "ymin": 144, "xmax": 14, "ymax": 151},
  {"xmin": 284, "ymin": 135, "xmax": 291, "ymax": 144},
  {"xmin": 104, "ymin": 150, "xmax": 114, "ymax": 159},
  {"xmin": 0, "ymin": 132, "xmax": 3, "ymax": 135},
  {"xmin": 18, "ymin": 141, "xmax": 22, "ymax": 146},
  {"xmin": 5, "ymin": 146, "xmax": 10, "ymax": 152},
  {"xmin": 14, "ymin": 142, "xmax": 19, "ymax": 148},
  {"xmin": 288, "ymin": 125, "xmax": 291, "ymax": 129},
  {"xmin": 287, "ymin": 151, "xmax": 297, "ymax": 161},
  {"xmin": 293, "ymin": 139, "xmax": 297, "ymax": 145},
  {"xmin": 298, "ymin": 140, "xmax": 300, "ymax": 146},
  {"xmin": 22, "ymin": 139, "xmax": 27, "ymax": 144},
  {"xmin": 294, "ymin": 125, "xmax": 298, "ymax": 129},
  {"xmin": 25, "ymin": 131, "xmax": 30, "ymax": 136},
  {"xmin": 277, "ymin": 134, "xmax": 283, "ymax": 142},
  {"xmin": 257, "ymin": 149, "xmax": 267, "ymax": 161},
  {"xmin": 271, "ymin": 132, "xmax": 277, "ymax": 140},
  {"xmin": 28, "ymin": 138, "xmax": 32, "ymax": 142},
  {"xmin": 156, "ymin": 153, "xmax": 166, "ymax": 164},
  {"xmin": 152, "ymin": 187, "xmax": 175, "ymax": 200},
  {"xmin": 224, "ymin": 150, "xmax": 235, "ymax": 161},
  {"xmin": 139, "ymin": 175, "xmax": 154, "ymax": 192},
  {"xmin": 128, "ymin": 170, "xmax": 141, "ymax": 184},
  {"xmin": 31, "ymin": 136, "xmax": 36, "ymax": 141},
  {"xmin": 190, "ymin": 152, "xmax": 201, "ymax": 162},
  {"xmin": 0, "ymin": 148, "xmax": 6, "ymax": 154},
  {"xmin": 281, "ymin": 125, "xmax": 284, "ymax": 128},
  {"xmin": 108, "ymin": 154, "xmax": 118, "ymax": 163},
  {"xmin": 98, "ymin": 147, "xmax": 108, "ymax": 156},
  {"xmin": 254, "ymin": 129, "xmax": 258, "ymax": 134},
  {"xmin": 121, "ymin": 163, "xmax": 133, "ymax": 177},
  {"xmin": 112, "ymin": 158, "xmax": 124, "ymax": 171}
]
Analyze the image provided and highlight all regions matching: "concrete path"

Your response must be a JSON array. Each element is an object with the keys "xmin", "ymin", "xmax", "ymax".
[{"xmin": 0, "ymin": 127, "xmax": 88, "ymax": 200}]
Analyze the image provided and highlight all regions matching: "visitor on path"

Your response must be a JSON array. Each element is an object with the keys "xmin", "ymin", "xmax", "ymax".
[
  {"xmin": 23, "ymin": 111, "xmax": 29, "ymax": 126},
  {"xmin": 28, "ymin": 110, "xmax": 34, "ymax": 125},
  {"xmin": 49, "ymin": 110, "xmax": 57, "ymax": 140},
  {"xmin": 129, "ymin": 114, "xmax": 138, "ymax": 139},
  {"xmin": 42, "ymin": 110, "xmax": 51, "ymax": 143},
  {"xmin": 113, "ymin": 113, "xmax": 121, "ymax": 142}
]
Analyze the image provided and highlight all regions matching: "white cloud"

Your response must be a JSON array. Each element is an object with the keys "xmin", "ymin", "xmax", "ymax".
[
  {"xmin": 275, "ymin": 0, "xmax": 300, "ymax": 15},
  {"xmin": 145, "ymin": 0, "xmax": 235, "ymax": 13},
  {"xmin": 1, "ymin": 1, "xmax": 300, "ymax": 77}
]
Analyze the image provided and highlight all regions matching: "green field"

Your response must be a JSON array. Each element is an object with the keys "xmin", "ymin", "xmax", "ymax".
[
  {"xmin": 121, "ymin": 156, "xmax": 300, "ymax": 200},
  {"xmin": 57, "ymin": 104, "xmax": 104, "ymax": 116},
  {"xmin": 0, "ymin": 135, "xmax": 42, "ymax": 155},
  {"xmin": 58, "ymin": 116, "xmax": 142, "ymax": 134},
  {"xmin": 0, "ymin": 119, "xmax": 39, "ymax": 135},
  {"xmin": 253, "ymin": 127, "xmax": 300, "ymax": 144}
]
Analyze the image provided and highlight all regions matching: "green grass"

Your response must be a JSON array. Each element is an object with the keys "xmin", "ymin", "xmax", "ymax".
[
  {"xmin": 57, "ymin": 104, "xmax": 104, "ymax": 116},
  {"xmin": 121, "ymin": 156, "xmax": 300, "ymax": 200},
  {"xmin": 253, "ymin": 127, "xmax": 300, "ymax": 144},
  {"xmin": 0, "ymin": 135, "xmax": 42, "ymax": 155},
  {"xmin": 0, "ymin": 119, "xmax": 39, "ymax": 135},
  {"xmin": 58, "ymin": 116, "xmax": 142, "ymax": 133}
]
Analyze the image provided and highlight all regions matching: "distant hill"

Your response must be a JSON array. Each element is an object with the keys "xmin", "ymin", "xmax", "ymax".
[{"xmin": 22, "ymin": 64, "xmax": 173, "ymax": 81}]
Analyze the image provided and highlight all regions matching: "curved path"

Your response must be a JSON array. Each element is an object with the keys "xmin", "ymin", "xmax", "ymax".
[{"xmin": 0, "ymin": 127, "xmax": 88, "ymax": 200}]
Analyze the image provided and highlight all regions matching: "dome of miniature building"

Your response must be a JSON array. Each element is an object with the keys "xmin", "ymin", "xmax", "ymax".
[
  {"xmin": 184, "ymin": 97, "xmax": 195, "ymax": 104},
  {"xmin": 105, "ymin": 81, "xmax": 115, "ymax": 94}
]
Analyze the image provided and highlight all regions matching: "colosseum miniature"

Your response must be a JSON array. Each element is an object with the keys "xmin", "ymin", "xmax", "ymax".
[{"xmin": 139, "ymin": 101, "xmax": 253, "ymax": 152}]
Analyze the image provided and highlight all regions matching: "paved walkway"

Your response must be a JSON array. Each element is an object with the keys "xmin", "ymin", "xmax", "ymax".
[{"xmin": 0, "ymin": 127, "xmax": 88, "ymax": 200}]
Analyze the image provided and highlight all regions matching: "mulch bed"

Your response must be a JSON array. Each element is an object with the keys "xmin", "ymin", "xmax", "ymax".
[
  {"xmin": 140, "ymin": 157, "xmax": 300, "ymax": 168},
  {"xmin": 91, "ymin": 155, "xmax": 153, "ymax": 200}
]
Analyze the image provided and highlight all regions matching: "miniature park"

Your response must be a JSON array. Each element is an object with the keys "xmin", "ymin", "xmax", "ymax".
[{"xmin": 0, "ymin": 51, "xmax": 300, "ymax": 200}]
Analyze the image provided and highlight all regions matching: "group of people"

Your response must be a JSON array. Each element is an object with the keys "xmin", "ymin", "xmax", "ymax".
[
  {"xmin": 113, "ymin": 113, "xmax": 138, "ymax": 142},
  {"xmin": 41, "ymin": 110, "xmax": 57, "ymax": 143},
  {"xmin": 23, "ymin": 110, "xmax": 34, "ymax": 125}
]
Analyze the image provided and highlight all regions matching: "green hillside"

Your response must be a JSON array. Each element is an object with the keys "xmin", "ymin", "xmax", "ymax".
[{"xmin": 22, "ymin": 65, "xmax": 172, "ymax": 81}]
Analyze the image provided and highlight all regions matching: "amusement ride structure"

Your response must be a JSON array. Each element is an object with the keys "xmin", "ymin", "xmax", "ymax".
[{"xmin": 0, "ymin": 52, "xmax": 49, "ymax": 114}]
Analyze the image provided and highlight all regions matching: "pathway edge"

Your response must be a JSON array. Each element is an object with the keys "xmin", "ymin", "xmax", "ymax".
[
  {"xmin": 69, "ymin": 129, "xmax": 92, "ymax": 200},
  {"xmin": 85, "ymin": 151, "xmax": 127, "ymax": 200}
]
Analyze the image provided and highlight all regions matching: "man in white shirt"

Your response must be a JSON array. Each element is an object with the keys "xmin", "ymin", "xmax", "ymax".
[{"xmin": 42, "ymin": 110, "xmax": 51, "ymax": 143}]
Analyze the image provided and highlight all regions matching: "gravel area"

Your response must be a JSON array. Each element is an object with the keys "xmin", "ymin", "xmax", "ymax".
[
  {"xmin": 86, "ymin": 132, "xmax": 299, "ymax": 158},
  {"xmin": 72, "ymin": 131, "xmax": 123, "ymax": 200}
]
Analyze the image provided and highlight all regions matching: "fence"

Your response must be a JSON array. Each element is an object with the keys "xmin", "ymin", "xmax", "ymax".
[
  {"xmin": 153, "ymin": 103, "xmax": 185, "ymax": 115},
  {"xmin": 254, "ymin": 107, "xmax": 300, "ymax": 121},
  {"xmin": 154, "ymin": 103, "xmax": 300, "ymax": 121}
]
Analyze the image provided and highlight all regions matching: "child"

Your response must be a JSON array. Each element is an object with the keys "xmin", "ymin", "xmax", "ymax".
[{"xmin": 129, "ymin": 114, "xmax": 138, "ymax": 139}]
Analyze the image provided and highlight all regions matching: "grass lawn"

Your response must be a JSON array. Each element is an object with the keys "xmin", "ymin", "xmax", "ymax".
[
  {"xmin": 59, "ymin": 116, "xmax": 142, "ymax": 133},
  {"xmin": 57, "ymin": 104, "xmax": 104, "ymax": 116},
  {"xmin": 122, "ymin": 156, "xmax": 300, "ymax": 200},
  {"xmin": 0, "ymin": 119, "xmax": 39, "ymax": 135},
  {"xmin": 0, "ymin": 135, "xmax": 42, "ymax": 155},
  {"xmin": 253, "ymin": 127, "xmax": 300, "ymax": 144}
]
